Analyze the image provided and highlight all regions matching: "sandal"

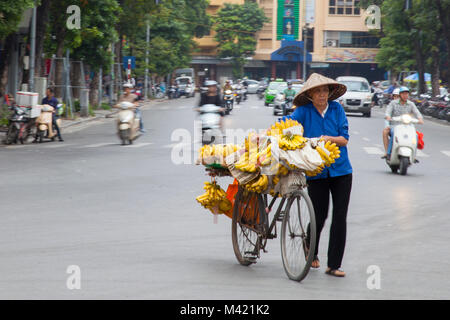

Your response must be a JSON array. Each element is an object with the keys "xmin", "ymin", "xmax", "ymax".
[{"xmin": 325, "ymin": 268, "xmax": 346, "ymax": 277}]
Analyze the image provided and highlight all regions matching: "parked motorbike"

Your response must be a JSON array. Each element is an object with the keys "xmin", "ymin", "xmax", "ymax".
[
  {"xmin": 223, "ymin": 90, "xmax": 234, "ymax": 115},
  {"xmin": 35, "ymin": 104, "xmax": 63, "ymax": 143},
  {"xmin": 117, "ymin": 101, "xmax": 141, "ymax": 145},
  {"xmin": 4, "ymin": 105, "xmax": 36, "ymax": 145},
  {"xmin": 197, "ymin": 104, "xmax": 224, "ymax": 145},
  {"xmin": 386, "ymin": 114, "xmax": 420, "ymax": 175},
  {"xmin": 168, "ymin": 85, "xmax": 179, "ymax": 99}
]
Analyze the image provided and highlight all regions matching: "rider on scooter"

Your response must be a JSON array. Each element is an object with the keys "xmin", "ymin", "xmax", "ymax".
[
  {"xmin": 283, "ymin": 82, "xmax": 296, "ymax": 99},
  {"xmin": 116, "ymin": 82, "xmax": 146, "ymax": 133},
  {"xmin": 382, "ymin": 86, "xmax": 423, "ymax": 159},
  {"xmin": 33, "ymin": 87, "xmax": 63, "ymax": 142}
]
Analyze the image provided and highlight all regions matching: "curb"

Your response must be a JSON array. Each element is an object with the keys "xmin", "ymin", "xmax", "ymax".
[{"xmin": 59, "ymin": 99, "xmax": 168, "ymax": 129}]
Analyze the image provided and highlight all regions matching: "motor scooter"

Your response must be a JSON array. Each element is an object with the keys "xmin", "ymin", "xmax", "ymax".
[
  {"xmin": 4, "ymin": 104, "xmax": 36, "ymax": 145},
  {"xmin": 117, "ymin": 101, "xmax": 141, "ymax": 145},
  {"xmin": 198, "ymin": 104, "xmax": 224, "ymax": 145},
  {"xmin": 35, "ymin": 104, "xmax": 63, "ymax": 143},
  {"xmin": 386, "ymin": 114, "xmax": 420, "ymax": 175},
  {"xmin": 223, "ymin": 90, "xmax": 234, "ymax": 115}
]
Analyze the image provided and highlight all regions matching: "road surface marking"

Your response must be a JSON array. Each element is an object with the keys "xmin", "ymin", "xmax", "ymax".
[
  {"xmin": 363, "ymin": 147, "xmax": 384, "ymax": 155},
  {"xmin": 178, "ymin": 106, "xmax": 187, "ymax": 110},
  {"xmin": 363, "ymin": 137, "xmax": 370, "ymax": 142},
  {"xmin": 162, "ymin": 142, "xmax": 192, "ymax": 149},
  {"xmin": 42, "ymin": 143, "xmax": 75, "ymax": 149},
  {"xmin": 124, "ymin": 142, "xmax": 154, "ymax": 148},
  {"xmin": 441, "ymin": 151, "xmax": 450, "ymax": 158},
  {"xmin": 251, "ymin": 106, "xmax": 260, "ymax": 109},
  {"xmin": 353, "ymin": 131, "xmax": 360, "ymax": 135},
  {"xmin": 416, "ymin": 150, "xmax": 429, "ymax": 157},
  {"xmin": 83, "ymin": 143, "xmax": 115, "ymax": 148}
]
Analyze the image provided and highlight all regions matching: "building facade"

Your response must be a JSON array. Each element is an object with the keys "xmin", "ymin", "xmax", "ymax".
[{"xmin": 192, "ymin": 0, "xmax": 385, "ymax": 85}]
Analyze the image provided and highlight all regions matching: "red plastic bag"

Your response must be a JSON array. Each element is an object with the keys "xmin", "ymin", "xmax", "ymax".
[
  {"xmin": 224, "ymin": 179, "xmax": 239, "ymax": 219},
  {"xmin": 416, "ymin": 131, "xmax": 424, "ymax": 150}
]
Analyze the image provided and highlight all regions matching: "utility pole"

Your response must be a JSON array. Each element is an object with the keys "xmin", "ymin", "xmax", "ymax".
[
  {"xmin": 303, "ymin": 25, "xmax": 308, "ymax": 80},
  {"xmin": 28, "ymin": 5, "xmax": 37, "ymax": 92},
  {"xmin": 145, "ymin": 21, "xmax": 150, "ymax": 100}
]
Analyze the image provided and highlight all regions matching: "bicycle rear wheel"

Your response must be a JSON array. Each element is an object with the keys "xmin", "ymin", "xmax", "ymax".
[
  {"xmin": 232, "ymin": 188, "xmax": 263, "ymax": 266},
  {"xmin": 280, "ymin": 189, "xmax": 316, "ymax": 282}
]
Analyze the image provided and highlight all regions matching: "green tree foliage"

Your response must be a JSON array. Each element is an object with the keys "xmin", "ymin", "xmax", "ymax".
[
  {"xmin": 214, "ymin": 2, "xmax": 269, "ymax": 79},
  {"xmin": 0, "ymin": 0, "xmax": 34, "ymax": 40},
  {"xmin": 130, "ymin": 0, "xmax": 211, "ymax": 78}
]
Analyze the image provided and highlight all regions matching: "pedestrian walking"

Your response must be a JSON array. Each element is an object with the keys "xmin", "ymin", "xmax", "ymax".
[{"xmin": 282, "ymin": 73, "xmax": 352, "ymax": 277}]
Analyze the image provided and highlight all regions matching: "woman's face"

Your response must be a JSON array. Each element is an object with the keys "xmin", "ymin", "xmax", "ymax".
[{"xmin": 308, "ymin": 85, "xmax": 329, "ymax": 106}]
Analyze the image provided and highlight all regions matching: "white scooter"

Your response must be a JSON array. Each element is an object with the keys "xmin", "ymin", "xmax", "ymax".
[
  {"xmin": 198, "ymin": 104, "xmax": 224, "ymax": 145},
  {"xmin": 386, "ymin": 114, "xmax": 420, "ymax": 175},
  {"xmin": 117, "ymin": 101, "xmax": 141, "ymax": 145}
]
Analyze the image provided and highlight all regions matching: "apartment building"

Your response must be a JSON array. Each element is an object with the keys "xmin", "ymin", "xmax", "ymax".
[{"xmin": 192, "ymin": 0, "xmax": 384, "ymax": 85}]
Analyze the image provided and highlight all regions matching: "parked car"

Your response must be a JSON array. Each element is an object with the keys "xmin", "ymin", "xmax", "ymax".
[
  {"xmin": 336, "ymin": 76, "xmax": 373, "ymax": 117},
  {"xmin": 175, "ymin": 76, "xmax": 195, "ymax": 98},
  {"xmin": 244, "ymin": 79, "xmax": 260, "ymax": 94}
]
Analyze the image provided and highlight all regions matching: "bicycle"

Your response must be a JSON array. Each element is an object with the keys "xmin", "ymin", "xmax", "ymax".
[{"xmin": 231, "ymin": 181, "xmax": 316, "ymax": 282}]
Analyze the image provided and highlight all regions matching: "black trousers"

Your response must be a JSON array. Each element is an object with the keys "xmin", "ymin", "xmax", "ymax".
[{"xmin": 307, "ymin": 173, "xmax": 352, "ymax": 270}]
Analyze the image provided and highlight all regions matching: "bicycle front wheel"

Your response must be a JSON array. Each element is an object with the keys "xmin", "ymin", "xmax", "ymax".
[{"xmin": 280, "ymin": 189, "xmax": 316, "ymax": 282}]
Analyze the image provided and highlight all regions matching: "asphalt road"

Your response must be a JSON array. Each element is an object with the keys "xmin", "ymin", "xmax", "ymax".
[{"xmin": 0, "ymin": 94, "xmax": 449, "ymax": 299}]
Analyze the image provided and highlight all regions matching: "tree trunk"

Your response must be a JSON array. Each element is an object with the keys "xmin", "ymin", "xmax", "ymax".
[
  {"xmin": 413, "ymin": 37, "xmax": 426, "ymax": 94},
  {"xmin": 431, "ymin": 48, "xmax": 440, "ymax": 97},
  {"xmin": 0, "ymin": 35, "xmax": 14, "ymax": 97},
  {"xmin": 35, "ymin": 0, "xmax": 51, "ymax": 77},
  {"xmin": 436, "ymin": 0, "xmax": 450, "ymax": 86},
  {"xmin": 89, "ymin": 71, "xmax": 100, "ymax": 108},
  {"xmin": 54, "ymin": 37, "xmax": 65, "ymax": 98}
]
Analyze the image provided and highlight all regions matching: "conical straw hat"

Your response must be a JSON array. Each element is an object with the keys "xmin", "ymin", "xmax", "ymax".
[{"xmin": 293, "ymin": 73, "xmax": 347, "ymax": 107}]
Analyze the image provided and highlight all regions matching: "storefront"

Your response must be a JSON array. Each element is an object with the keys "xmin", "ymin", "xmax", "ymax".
[{"xmin": 270, "ymin": 40, "xmax": 312, "ymax": 80}]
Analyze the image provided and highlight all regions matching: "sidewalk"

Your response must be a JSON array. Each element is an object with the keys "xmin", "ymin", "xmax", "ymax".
[{"xmin": 60, "ymin": 98, "xmax": 166, "ymax": 129}]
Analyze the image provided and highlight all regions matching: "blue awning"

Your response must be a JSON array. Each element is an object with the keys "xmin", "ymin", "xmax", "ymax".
[{"xmin": 271, "ymin": 40, "xmax": 312, "ymax": 63}]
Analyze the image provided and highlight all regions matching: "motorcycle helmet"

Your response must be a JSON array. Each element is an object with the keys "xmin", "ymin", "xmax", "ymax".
[
  {"xmin": 399, "ymin": 86, "xmax": 410, "ymax": 93},
  {"xmin": 392, "ymin": 88, "xmax": 400, "ymax": 96},
  {"xmin": 123, "ymin": 82, "xmax": 134, "ymax": 88}
]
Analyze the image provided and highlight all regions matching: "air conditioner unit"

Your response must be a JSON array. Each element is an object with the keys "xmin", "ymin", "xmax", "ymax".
[{"xmin": 326, "ymin": 39, "xmax": 338, "ymax": 47}]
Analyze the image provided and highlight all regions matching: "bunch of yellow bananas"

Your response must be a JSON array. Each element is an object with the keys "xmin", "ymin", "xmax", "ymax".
[
  {"xmin": 266, "ymin": 119, "xmax": 307, "ymax": 151},
  {"xmin": 316, "ymin": 141, "xmax": 341, "ymax": 167},
  {"xmin": 279, "ymin": 134, "xmax": 308, "ymax": 151},
  {"xmin": 234, "ymin": 143, "xmax": 273, "ymax": 172},
  {"xmin": 234, "ymin": 152, "xmax": 258, "ymax": 172},
  {"xmin": 305, "ymin": 163, "xmax": 325, "ymax": 177},
  {"xmin": 276, "ymin": 163, "xmax": 289, "ymax": 176},
  {"xmin": 199, "ymin": 144, "xmax": 239, "ymax": 161},
  {"xmin": 196, "ymin": 181, "xmax": 232, "ymax": 214},
  {"xmin": 267, "ymin": 119, "xmax": 303, "ymax": 136},
  {"xmin": 244, "ymin": 174, "xmax": 269, "ymax": 193}
]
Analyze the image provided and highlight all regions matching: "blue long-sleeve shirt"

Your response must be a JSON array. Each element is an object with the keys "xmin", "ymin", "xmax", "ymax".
[
  {"xmin": 42, "ymin": 96, "xmax": 59, "ymax": 108},
  {"xmin": 281, "ymin": 101, "xmax": 353, "ymax": 180}
]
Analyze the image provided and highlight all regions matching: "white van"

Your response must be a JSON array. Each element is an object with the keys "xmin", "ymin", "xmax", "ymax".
[{"xmin": 336, "ymin": 76, "xmax": 373, "ymax": 117}]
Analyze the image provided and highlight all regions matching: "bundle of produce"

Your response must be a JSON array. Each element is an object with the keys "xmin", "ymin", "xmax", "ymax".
[
  {"xmin": 196, "ymin": 181, "xmax": 232, "ymax": 214},
  {"xmin": 267, "ymin": 119, "xmax": 307, "ymax": 151},
  {"xmin": 198, "ymin": 144, "xmax": 240, "ymax": 168},
  {"xmin": 305, "ymin": 139, "xmax": 341, "ymax": 177},
  {"xmin": 243, "ymin": 174, "xmax": 269, "ymax": 193}
]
